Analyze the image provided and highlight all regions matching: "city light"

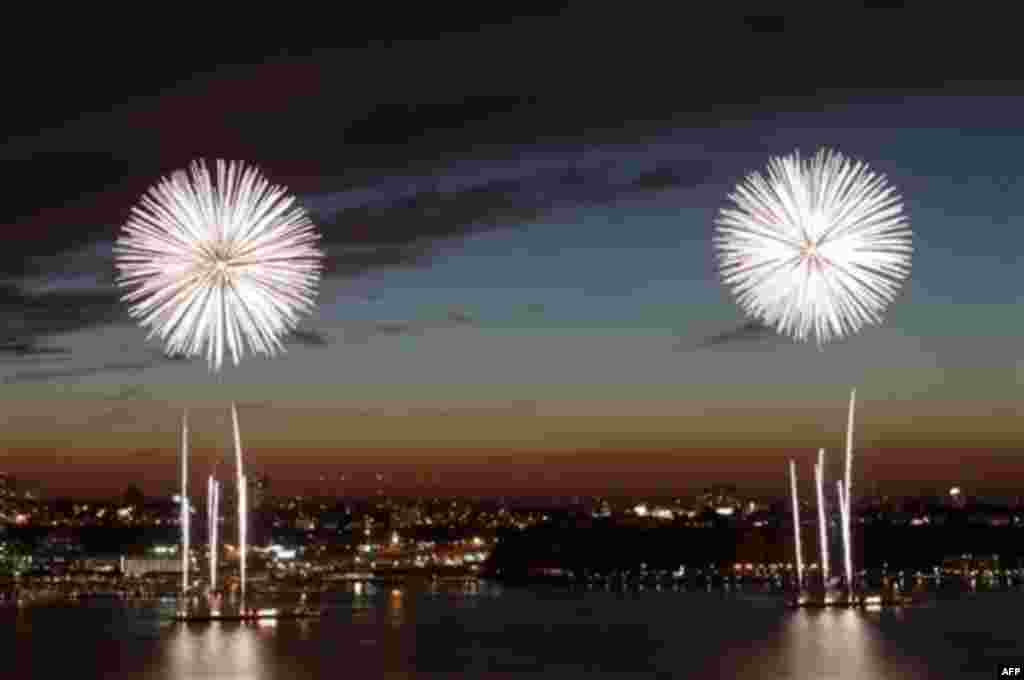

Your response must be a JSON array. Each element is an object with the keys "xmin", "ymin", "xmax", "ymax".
[
  {"xmin": 12, "ymin": 473, "xmax": 1024, "ymax": 616},
  {"xmin": 269, "ymin": 545, "xmax": 297, "ymax": 560}
]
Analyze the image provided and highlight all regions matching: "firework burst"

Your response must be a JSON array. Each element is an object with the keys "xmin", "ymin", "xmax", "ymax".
[
  {"xmin": 714, "ymin": 148, "xmax": 912, "ymax": 345},
  {"xmin": 114, "ymin": 159, "xmax": 324, "ymax": 372}
]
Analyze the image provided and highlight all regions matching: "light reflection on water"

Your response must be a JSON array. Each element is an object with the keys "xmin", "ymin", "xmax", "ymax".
[
  {"xmin": 775, "ymin": 610, "xmax": 891, "ymax": 678},
  {"xmin": 167, "ymin": 620, "xmax": 269, "ymax": 680},
  {"xmin": 3, "ymin": 585, "xmax": 1023, "ymax": 679}
]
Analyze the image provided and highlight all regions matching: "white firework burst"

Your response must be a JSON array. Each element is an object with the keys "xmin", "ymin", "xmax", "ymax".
[
  {"xmin": 714, "ymin": 148, "xmax": 912, "ymax": 345},
  {"xmin": 115, "ymin": 159, "xmax": 324, "ymax": 372}
]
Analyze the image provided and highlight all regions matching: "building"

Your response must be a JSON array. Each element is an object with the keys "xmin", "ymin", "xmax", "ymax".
[
  {"xmin": 123, "ymin": 557, "xmax": 182, "ymax": 578},
  {"xmin": 79, "ymin": 555, "xmax": 122, "ymax": 574}
]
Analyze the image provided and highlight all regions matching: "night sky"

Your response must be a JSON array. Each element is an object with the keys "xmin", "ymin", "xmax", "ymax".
[{"xmin": 2, "ymin": 9, "xmax": 1022, "ymax": 497}]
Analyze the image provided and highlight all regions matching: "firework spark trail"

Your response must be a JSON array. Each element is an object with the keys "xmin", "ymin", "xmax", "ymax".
[
  {"xmin": 208, "ymin": 477, "xmax": 219, "ymax": 592},
  {"xmin": 815, "ymin": 449, "xmax": 829, "ymax": 588},
  {"xmin": 206, "ymin": 477, "xmax": 212, "ymax": 588},
  {"xmin": 843, "ymin": 388, "xmax": 856, "ymax": 596},
  {"xmin": 180, "ymin": 410, "xmax": 189, "ymax": 598},
  {"xmin": 837, "ymin": 481, "xmax": 851, "ymax": 599},
  {"xmin": 789, "ymin": 460, "xmax": 804, "ymax": 592},
  {"xmin": 714, "ymin": 149, "xmax": 912, "ymax": 345},
  {"xmin": 239, "ymin": 476, "xmax": 247, "ymax": 602},
  {"xmin": 214, "ymin": 479, "xmax": 220, "ymax": 591},
  {"xmin": 230, "ymin": 403, "xmax": 247, "ymax": 600},
  {"xmin": 839, "ymin": 477, "xmax": 847, "ymax": 589},
  {"xmin": 114, "ymin": 159, "xmax": 324, "ymax": 373}
]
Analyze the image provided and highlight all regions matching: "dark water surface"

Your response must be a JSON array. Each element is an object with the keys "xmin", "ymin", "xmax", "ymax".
[{"xmin": 5, "ymin": 583, "xmax": 1022, "ymax": 679}]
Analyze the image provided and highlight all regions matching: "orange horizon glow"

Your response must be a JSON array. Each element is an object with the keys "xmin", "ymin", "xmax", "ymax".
[{"xmin": 3, "ymin": 445, "xmax": 1022, "ymax": 498}]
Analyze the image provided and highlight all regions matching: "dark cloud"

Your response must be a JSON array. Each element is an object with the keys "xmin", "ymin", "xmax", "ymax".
[
  {"xmin": 0, "ymin": 285, "xmax": 125, "ymax": 345},
  {"xmin": 320, "ymin": 241, "xmax": 436, "ymax": 278},
  {"xmin": 311, "ymin": 158, "xmax": 715, "ymax": 276},
  {"xmin": 3, "ymin": 9, "xmax": 1018, "ymax": 267},
  {"xmin": 2, "ymin": 361, "xmax": 159, "ymax": 385},
  {"xmin": 338, "ymin": 309, "xmax": 478, "ymax": 345},
  {"xmin": 341, "ymin": 96, "xmax": 540, "ymax": 147},
  {"xmin": 0, "ymin": 355, "xmax": 74, "ymax": 365},
  {"xmin": 630, "ymin": 163, "xmax": 706, "ymax": 192},
  {"xmin": 286, "ymin": 329, "xmax": 331, "ymax": 347},
  {"xmin": 0, "ymin": 341, "xmax": 71, "ymax": 357},
  {"xmin": 685, "ymin": 321, "xmax": 780, "ymax": 351},
  {"xmin": 313, "ymin": 187, "xmax": 548, "ymax": 276},
  {"xmin": 20, "ymin": 349, "xmax": 186, "ymax": 391}
]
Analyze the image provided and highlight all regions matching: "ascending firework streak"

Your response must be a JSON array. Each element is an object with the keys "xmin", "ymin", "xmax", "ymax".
[
  {"xmin": 815, "ymin": 448, "xmax": 829, "ymax": 589},
  {"xmin": 842, "ymin": 389, "xmax": 857, "ymax": 597},
  {"xmin": 208, "ymin": 477, "xmax": 220, "ymax": 592},
  {"xmin": 230, "ymin": 403, "xmax": 247, "ymax": 600},
  {"xmin": 789, "ymin": 460, "xmax": 804, "ymax": 591},
  {"xmin": 837, "ymin": 481, "xmax": 850, "ymax": 595},
  {"xmin": 180, "ymin": 411, "xmax": 190, "ymax": 597}
]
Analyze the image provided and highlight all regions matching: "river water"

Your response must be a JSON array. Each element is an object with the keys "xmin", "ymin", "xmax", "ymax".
[{"xmin": 5, "ymin": 581, "xmax": 1022, "ymax": 678}]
